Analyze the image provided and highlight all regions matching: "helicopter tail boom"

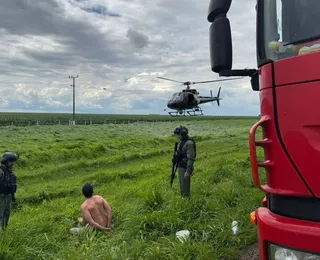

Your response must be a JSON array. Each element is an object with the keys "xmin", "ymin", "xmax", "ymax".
[{"xmin": 198, "ymin": 87, "xmax": 222, "ymax": 106}]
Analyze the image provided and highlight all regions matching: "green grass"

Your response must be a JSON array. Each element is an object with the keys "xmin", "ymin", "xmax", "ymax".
[
  {"xmin": 0, "ymin": 112, "xmax": 259, "ymax": 126},
  {"xmin": 0, "ymin": 119, "xmax": 265, "ymax": 259}
]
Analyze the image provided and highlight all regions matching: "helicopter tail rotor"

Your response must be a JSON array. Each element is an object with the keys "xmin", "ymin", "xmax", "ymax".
[
  {"xmin": 210, "ymin": 90, "xmax": 214, "ymax": 106},
  {"xmin": 217, "ymin": 87, "xmax": 221, "ymax": 106}
]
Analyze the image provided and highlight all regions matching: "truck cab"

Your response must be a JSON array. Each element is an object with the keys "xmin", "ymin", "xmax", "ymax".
[{"xmin": 207, "ymin": 0, "xmax": 320, "ymax": 259}]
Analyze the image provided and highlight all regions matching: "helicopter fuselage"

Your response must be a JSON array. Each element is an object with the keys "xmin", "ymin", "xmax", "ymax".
[
  {"xmin": 167, "ymin": 88, "xmax": 220, "ymax": 110},
  {"xmin": 157, "ymin": 75, "xmax": 233, "ymax": 116},
  {"xmin": 167, "ymin": 91, "xmax": 199, "ymax": 110}
]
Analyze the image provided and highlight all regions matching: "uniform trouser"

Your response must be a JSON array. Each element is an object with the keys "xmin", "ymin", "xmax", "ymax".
[
  {"xmin": 0, "ymin": 194, "xmax": 12, "ymax": 229},
  {"xmin": 178, "ymin": 167, "xmax": 190, "ymax": 198}
]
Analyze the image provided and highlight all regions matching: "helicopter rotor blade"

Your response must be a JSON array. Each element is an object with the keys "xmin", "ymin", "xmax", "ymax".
[
  {"xmin": 191, "ymin": 77, "xmax": 244, "ymax": 85},
  {"xmin": 157, "ymin": 77, "xmax": 184, "ymax": 84}
]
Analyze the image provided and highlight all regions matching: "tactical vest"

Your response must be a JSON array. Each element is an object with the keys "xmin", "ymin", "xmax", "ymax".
[
  {"xmin": 177, "ymin": 137, "xmax": 196, "ymax": 168},
  {"xmin": 0, "ymin": 165, "xmax": 17, "ymax": 195}
]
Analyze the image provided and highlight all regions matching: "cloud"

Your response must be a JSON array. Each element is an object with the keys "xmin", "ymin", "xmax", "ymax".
[
  {"xmin": 0, "ymin": 97, "xmax": 9, "ymax": 108},
  {"xmin": 0, "ymin": 0, "xmax": 259, "ymax": 115},
  {"xmin": 126, "ymin": 29, "xmax": 149, "ymax": 49}
]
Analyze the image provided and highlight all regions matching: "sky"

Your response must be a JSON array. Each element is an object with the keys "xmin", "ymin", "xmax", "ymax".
[{"xmin": 0, "ymin": 0, "xmax": 259, "ymax": 116}]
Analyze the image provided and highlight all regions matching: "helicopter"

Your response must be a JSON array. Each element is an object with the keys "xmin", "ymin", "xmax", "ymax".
[{"xmin": 157, "ymin": 76, "xmax": 243, "ymax": 116}]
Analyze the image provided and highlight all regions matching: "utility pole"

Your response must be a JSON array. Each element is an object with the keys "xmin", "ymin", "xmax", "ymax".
[{"xmin": 69, "ymin": 75, "xmax": 78, "ymax": 125}]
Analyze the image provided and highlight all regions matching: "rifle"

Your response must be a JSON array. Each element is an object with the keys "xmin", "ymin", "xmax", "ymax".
[{"xmin": 170, "ymin": 142, "xmax": 179, "ymax": 188}]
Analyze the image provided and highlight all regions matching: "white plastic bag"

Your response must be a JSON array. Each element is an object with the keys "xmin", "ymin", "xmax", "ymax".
[
  {"xmin": 176, "ymin": 230, "xmax": 190, "ymax": 243},
  {"xmin": 231, "ymin": 221, "xmax": 239, "ymax": 235}
]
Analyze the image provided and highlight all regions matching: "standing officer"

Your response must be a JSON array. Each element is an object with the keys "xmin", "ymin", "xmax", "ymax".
[
  {"xmin": 173, "ymin": 126, "xmax": 196, "ymax": 198},
  {"xmin": 0, "ymin": 152, "xmax": 18, "ymax": 229}
]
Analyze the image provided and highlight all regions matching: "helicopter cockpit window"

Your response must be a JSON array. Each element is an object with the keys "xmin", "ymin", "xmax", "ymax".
[{"xmin": 169, "ymin": 92, "xmax": 181, "ymax": 103}]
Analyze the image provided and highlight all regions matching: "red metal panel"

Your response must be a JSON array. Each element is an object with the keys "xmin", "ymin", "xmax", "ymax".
[
  {"xmin": 257, "ymin": 207, "xmax": 320, "ymax": 259},
  {"xmin": 250, "ymin": 68, "xmax": 310, "ymax": 196},
  {"xmin": 276, "ymin": 81, "xmax": 320, "ymax": 198},
  {"xmin": 274, "ymin": 51, "xmax": 320, "ymax": 86}
]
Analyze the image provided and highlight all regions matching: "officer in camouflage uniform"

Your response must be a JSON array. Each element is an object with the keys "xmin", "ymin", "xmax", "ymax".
[
  {"xmin": 173, "ymin": 126, "xmax": 196, "ymax": 198},
  {"xmin": 0, "ymin": 152, "xmax": 18, "ymax": 230}
]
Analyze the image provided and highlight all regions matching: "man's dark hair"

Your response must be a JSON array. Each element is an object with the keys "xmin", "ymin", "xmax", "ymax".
[{"xmin": 82, "ymin": 183, "xmax": 93, "ymax": 198}]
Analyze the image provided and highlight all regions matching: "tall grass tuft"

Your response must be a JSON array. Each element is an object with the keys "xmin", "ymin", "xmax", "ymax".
[{"xmin": 143, "ymin": 187, "xmax": 165, "ymax": 212}]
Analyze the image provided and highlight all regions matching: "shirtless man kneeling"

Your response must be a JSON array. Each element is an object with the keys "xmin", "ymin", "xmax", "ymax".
[{"xmin": 72, "ymin": 183, "xmax": 112, "ymax": 233}]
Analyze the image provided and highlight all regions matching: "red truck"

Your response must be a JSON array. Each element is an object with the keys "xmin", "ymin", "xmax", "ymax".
[{"xmin": 207, "ymin": 0, "xmax": 320, "ymax": 259}]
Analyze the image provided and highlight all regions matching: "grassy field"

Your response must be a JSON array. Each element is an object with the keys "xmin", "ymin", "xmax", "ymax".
[
  {"xmin": 0, "ymin": 118, "xmax": 265, "ymax": 259},
  {"xmin": 0, "ymin": 112, "xmax": 259, "ymax": 126}
]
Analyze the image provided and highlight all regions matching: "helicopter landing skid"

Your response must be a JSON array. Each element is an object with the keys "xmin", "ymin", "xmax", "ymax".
[
  {"xmin": 186, "ymin": 108, "xmax": 203, "ymax": 116},
  {"xmin": 168, "ymin": 110, "xmax": 186, "ymax": 117}
]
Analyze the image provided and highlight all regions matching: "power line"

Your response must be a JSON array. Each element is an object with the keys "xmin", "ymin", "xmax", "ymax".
[{"xmin": 69, "ymin": 75, "xmax": 78, "ymax": 125}]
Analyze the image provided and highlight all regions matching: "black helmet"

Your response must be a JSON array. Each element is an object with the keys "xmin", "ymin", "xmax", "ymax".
[
  {"xmin": 173, "ymin": 126, "xmax": 188, "ymax": 136},
  {"xmin": 1, "ymin": 152, "xmax": 18, "ymax": 165}
]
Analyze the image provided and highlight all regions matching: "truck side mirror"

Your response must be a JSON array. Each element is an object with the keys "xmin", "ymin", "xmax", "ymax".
[
  {"xmin": 208, "ymin": 0, "xmax": 233, "ymax": 73},
  {"xmin": 207, "ymin": 0, "xmax": 232, "ymax": 22},
  {"xmin": 207, "ymin": 0, "xmax": 258, "ymax": 89},
  {"xmin": 209, "ymin": 18, "xmax": 233, "ymax": 73}
]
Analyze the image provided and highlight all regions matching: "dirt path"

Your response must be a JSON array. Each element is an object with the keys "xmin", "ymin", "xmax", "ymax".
[{"xmin": 239, "ymin": 244, "xmax": 259, "ymax": 260}]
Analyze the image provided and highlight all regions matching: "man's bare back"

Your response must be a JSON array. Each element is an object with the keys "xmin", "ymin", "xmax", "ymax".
[{"xmin": 80, "ymin": 188, "xmax": 112, "ymax": 231}]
